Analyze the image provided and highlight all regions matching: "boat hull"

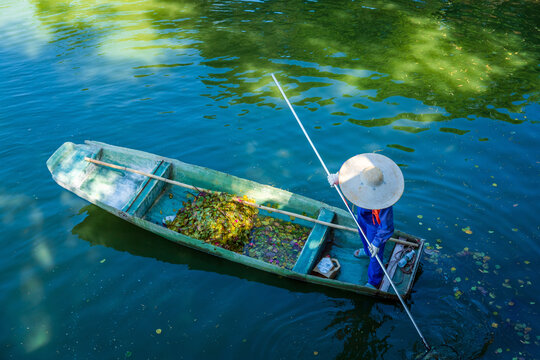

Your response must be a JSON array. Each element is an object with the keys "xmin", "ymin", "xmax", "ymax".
[{"xmin": 47, "ymin": 141, "xmax": 424, "ymax": 300}]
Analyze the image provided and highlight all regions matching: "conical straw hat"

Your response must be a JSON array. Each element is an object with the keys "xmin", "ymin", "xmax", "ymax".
[{"xmin": 338, "ymin": 153, "xmax": 404, "ymax": 210}]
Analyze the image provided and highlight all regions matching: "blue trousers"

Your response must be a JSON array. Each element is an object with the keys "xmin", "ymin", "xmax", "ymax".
[{"xmin": 358, "ymin": 222, "xmax": 386, "ymax": 287}]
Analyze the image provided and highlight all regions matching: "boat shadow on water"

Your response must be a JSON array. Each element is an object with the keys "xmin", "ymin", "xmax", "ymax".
[
  {"xmin": 72, "ymin": 205, "xmax": 430, "ymax": 358},
  {"xmin": 71, "ymin": 204, "xmax": 405, "ymax": 304},
  {"xmin": 71, "ymin": 206, "xmax": 494, "ymax": 359},
  {"xmin": 72, "ymin": 204, "xmax": 490, "ymax": 359}
]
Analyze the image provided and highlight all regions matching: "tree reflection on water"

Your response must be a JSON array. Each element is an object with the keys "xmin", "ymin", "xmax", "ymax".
[{"xmin": 27, "ymin": 0, "xmax": 539, "ymax": 128}]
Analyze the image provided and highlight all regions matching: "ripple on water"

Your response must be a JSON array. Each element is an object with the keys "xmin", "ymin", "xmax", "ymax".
[{"xmin": 0, "ymin": 0, "xmax": 539, "ymax": 358}]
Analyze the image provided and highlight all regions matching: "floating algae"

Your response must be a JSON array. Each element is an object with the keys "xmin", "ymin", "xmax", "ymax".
[
  {"xmin": 166, "ymin": 191, "xmax": 259, "ymax": 252},
  {"xmin": 243, "ymin": 216, "xmax": 311, "ymax": 270}
]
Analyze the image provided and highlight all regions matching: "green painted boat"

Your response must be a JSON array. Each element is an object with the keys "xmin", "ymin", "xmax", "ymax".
[{"xmin": 47, "ymin": 141, "xmax": 424, "ymax": 300}]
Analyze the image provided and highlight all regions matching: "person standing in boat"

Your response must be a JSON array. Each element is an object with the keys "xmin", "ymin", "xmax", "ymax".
[{"xmin": 327, "ymin": 153, "xmax": 404, "ymax": 290}]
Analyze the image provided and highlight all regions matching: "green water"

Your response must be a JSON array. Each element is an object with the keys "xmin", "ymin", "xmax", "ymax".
[{"xmin": 0, "ymin": 0, "xmax": 538, "ymax": 358}]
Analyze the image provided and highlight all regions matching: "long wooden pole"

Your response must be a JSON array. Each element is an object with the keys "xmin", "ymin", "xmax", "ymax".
[{"xmin": 84, "ymin": 157, "xmax": 418, "ymax": 248}]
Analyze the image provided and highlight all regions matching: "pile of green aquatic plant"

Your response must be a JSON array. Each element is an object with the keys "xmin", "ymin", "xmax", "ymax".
[
  {"xmin": 166, "ymin": 191, "xmax": 259, "ymax": 252},
  {"xmin": 243, "ymin": 217, "xmax": 310, "ymax": 269},
  {"xmin": 166, "ymin": 191, "xmax": 311, "ymax": 264}
]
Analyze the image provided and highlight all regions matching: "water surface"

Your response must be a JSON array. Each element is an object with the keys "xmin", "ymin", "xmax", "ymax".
[{"xmin": 0, "ymin": 0, "xmax": 538, "ymax": 359}]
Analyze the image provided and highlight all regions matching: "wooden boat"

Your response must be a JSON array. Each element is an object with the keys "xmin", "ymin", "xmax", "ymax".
[{"xmin": 47, "ymin": 141, "xmax": 424, "ymax": 299}]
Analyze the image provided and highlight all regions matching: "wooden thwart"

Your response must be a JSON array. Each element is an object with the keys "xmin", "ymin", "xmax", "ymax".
[{"xmin": 85, "ymin": 157, "xmax": 418, "ymax": 248}]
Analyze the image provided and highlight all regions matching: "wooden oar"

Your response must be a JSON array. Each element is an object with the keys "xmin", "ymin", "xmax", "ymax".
[{"xmin": 84, "ymin": 157, "xmax": 418, "ymax": 248}]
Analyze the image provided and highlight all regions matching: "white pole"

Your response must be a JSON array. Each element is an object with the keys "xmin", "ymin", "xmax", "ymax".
[{"xmin": 271, "ymin": 73, "xmax": 431, "ymax": 351}]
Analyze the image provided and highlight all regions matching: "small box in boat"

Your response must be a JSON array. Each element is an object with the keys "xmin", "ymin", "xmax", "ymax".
[{"xmin": 312, "ymin": 256, "xmax": 340, "ymax": 279}]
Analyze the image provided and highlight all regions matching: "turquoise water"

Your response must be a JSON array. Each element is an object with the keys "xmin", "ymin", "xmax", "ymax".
[{"xmin": 1, "ymin": 0, "xmax": 538, "ymax": 358}]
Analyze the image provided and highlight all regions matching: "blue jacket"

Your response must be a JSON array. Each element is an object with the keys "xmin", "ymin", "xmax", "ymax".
[{"xmin": 356, "ymin": 206, "xmax": 394, "ymax": 248}]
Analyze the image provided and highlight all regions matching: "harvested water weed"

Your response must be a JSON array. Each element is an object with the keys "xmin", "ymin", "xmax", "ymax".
[
  {"xmin": 243, "ymin": 216, "xmax": 310, "ymax": 269},
  {"xmin": 166, "ymin": 191, "xmax": 311, "ymax": 266},
  {"xmin": 166, "ymin": 191, "xmax": 259, "ymax": 252}
]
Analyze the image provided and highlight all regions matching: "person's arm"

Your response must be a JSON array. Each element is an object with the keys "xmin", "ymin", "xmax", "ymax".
[{"xmin": 372, "ymin": 207, "xmax": 394, "ymax": 248}]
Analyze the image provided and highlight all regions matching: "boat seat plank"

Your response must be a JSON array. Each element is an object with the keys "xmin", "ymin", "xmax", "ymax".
[
  {"xmin": 123, "ymin": 161, "xmax": 172, "ymax": 217},
  {"xmin": 292, "ymin": 208, "xmax": 335, "ymax": 274}
]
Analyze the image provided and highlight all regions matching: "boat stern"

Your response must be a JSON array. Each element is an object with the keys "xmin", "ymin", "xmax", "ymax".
[
  {"xmin": 47, "ymin": 141, "xmax": 162, "ymax": 212},
  {"xmin": 47, "ymin": 142, "xmax": 102, "ymax": 189}
]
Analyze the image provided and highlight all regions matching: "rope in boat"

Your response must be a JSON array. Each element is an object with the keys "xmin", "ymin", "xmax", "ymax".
[
  {"xmin": 271, "ymin": 73, "xmax": 432, "ymax": 352},
  {"xmin": 388, "ymin": 247, "xmax": 416, "ymax": 286}
]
